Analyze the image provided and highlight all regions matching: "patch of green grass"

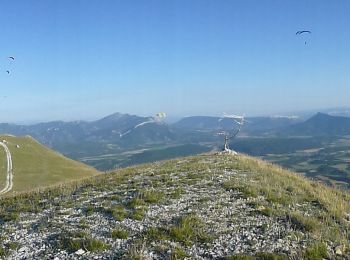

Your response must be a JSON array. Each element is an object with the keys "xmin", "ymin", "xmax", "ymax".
[
  {"xmin": 85, "ymin": 205, "xmax": 97, "ymax": 216},
  {"xmin": 0, "ymin": 211, "xmax": 20, "ymax": 222},
  {"xmin": 170, "ymin": 188, "xmax": 185, "ymax": 199},
  {"xmin": 259, "ymin": 207, "xmax": 273, "ymax": 217},
  {"xmin": 130, "ymin": 208, "xmax": 146, "ymax": 221},
  {"xmin": 128, "ymin": 198, "xmax": 146, "ymax": 209},
  {"xmin": 146, "ymin": 227, "xmax": 167, "ymax": 241},
  {"xmin": 141, "ymin": 190, "xmax": 165, "ymax": 204},
  {"xmin": 169, "ymin": 214, "xmax": 213, "ymax": 246},
  {"xmin": 7, "ymin": 242, "xmax": 20, "ymax": 251},
  {"xmin": 255, "ymin": 252, "xmax": 288, "ymax": 260},
  {"xmin": 287, "ymin": 212, "xmax": 319, "ymax": 232},
  {"xmin": 58, "ymin": 231, "xmax": 110, "ymax": 253},
  {"xmin": 111, "ymin": 229, "xmax": 129, "ymax": 240},
  {"xmin": 265, "ymin": 191, "xmax": 292, "ymax": 205},
  {"xmin": 79, "ymin": 219, "xmax": 90, "ymax": 229},
  {"xmin": 222, "ymin": 181, "xmax": 259, "ymax": 198},
  {"xmin": 227, "ymin": 256, "xmax": 254, "ymax": 260},
  {"xmin": 108, "ymin": 205, "xmax": 128, "ymax": 221},
  {"xmin": 305, "ymin": 243, "xmax": 328, "ymax": 260},
  {"xmin": 170, "ymin": 247, "xmax": 189, "ymax": 259},
  {"xmin": 0, "ymin": 247, "xmax": 7, "ymax": 257}
]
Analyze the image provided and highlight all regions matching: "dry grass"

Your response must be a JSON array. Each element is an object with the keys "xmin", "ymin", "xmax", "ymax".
[{"xmin": 222, "ymin": 154, "xmax": 350, "ymax": 246}]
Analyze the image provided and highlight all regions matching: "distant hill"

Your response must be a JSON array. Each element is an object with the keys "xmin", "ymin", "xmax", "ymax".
[
  {"xmin": 0, "ymin": 154, "xmax": 348, "ymax": 258},
  {"xmin": 283, "ymin": 112, "xmax": 350, "ymax": 136},
  {"xmin": 0, "ymin": 135, "xmax": 99, "ymax": 193}
]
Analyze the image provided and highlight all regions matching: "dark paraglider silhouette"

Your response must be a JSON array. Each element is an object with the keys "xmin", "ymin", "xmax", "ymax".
[
  {"xmin": 296, "ymin": 30, "xmax": 311, "ymax": 45},
  {"xmin": 4, "ymin": 56, "xmax": 15, "ymax": 75},
  {"xmin": 296, "ymin": 30, "xmax": 311, "ymax": 35}
]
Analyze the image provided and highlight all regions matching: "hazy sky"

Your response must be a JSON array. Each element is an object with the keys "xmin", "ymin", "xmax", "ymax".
[{"xmin": 0, "ymin": 0, "xmax": 349, "ymax": 122}]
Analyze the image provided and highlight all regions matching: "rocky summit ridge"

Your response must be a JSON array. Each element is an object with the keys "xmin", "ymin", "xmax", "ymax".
[{"xmin": 0, "ymin": 153, "xmax": 349, "ymax": 259}]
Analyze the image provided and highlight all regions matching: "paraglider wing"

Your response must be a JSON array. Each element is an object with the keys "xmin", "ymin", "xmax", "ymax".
[
  {"xmin": 8, "ymin": 57, "xmax": 15, "ymax": 61},
  {"xmin": 6, "ymin": 70, "xmax": 10, "ymax": 74},
  {"xmin": 296, "ymin": 30, "xmax": 311, "ymax": 35}
]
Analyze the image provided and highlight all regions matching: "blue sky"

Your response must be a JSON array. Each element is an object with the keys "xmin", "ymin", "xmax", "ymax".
[{"xmin": 0, "ymin": 0, "xmax": 349, "ymax": 122}]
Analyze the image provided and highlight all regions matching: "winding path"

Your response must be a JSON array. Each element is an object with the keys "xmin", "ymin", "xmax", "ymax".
[{"xmin": 0, "ymin": 141, "xmax": 13, "ymax": 194}]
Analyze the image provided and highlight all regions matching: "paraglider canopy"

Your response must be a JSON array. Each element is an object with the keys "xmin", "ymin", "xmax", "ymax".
[
  {"xmin": 296, "ymin": 30, "xmax": 311, "ymax": 35},
  {"xmin": 296, "ymin": 30, "xmax": 312, "ymax": 45}
]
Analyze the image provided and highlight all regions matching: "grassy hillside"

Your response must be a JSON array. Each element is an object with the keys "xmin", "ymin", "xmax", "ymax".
[
  {"xmin": 0, "ymin": 135, "xmax": 100, "ymax": 193},
  {"xmin": 0, "ymin": 153, "xmax": 349, "ymax": 258}
]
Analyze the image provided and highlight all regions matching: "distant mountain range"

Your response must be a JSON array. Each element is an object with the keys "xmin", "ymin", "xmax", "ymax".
[
  {"xmin": 281, "ymin": 112, "xmax": 350, "ymax": 136},
  {"xmin": 0, "ymin": 111, "xmax": 349, "ymax": 170},
  {"xmin": 0, "ymin": 113, "xmax": 303, "ymax": 148},
  {"xmin": 0, "ymin": 113, "xmax": 176, "ymax": 149},
  {"xmin": 173, "ymin": 115, "xmax": 301, "ymax": 134}
]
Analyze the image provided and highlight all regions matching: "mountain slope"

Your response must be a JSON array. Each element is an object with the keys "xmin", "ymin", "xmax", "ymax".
[
  {"xmin": 283, "ymin": 112, "xmax": 350, "ymax": 136},
  {"xmin": 0, "ymin": 153, "xmax": 348, "ymax": 258},
  {"xmin": 0, "ymin": 135, "xmax": 100, "ymax": 193}
]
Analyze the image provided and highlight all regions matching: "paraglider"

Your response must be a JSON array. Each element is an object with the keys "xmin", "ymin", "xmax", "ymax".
[
  {"xmin": 296, "ymin": 30, "xmax": 311, "ymax": 45},
  {"xmin": 296, "ymin": 30, "xmax": 311, "ymax": 35},
  {"xmin": 3, "ymin": 56, "xmax": 15, "ymax": 75},
  {"xmin": 119, "ymin": 112, "xmax": 167, "ymax": 138}
]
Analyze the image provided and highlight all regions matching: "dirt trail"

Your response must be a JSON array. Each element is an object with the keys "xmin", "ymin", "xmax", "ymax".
[{"xmin": 0, "ymin": 141, "xmax": 13, "ymax": 194}]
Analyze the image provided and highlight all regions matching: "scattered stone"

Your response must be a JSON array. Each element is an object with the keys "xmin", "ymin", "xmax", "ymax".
[{"xmin": 75, "ymin": 249, "xmax": 85, "ymax": 255}]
